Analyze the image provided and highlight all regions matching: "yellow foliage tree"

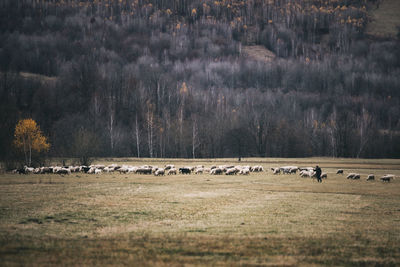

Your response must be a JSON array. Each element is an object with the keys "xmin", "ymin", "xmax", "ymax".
[{"xmin": 14, "ymin": 119, "xmax": 50, "ymax": 166}]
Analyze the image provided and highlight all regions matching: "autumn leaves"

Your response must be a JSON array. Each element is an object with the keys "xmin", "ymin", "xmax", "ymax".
[{"xmin": 14, "ymin": 119, "xmax": 50, "ymax": 166}]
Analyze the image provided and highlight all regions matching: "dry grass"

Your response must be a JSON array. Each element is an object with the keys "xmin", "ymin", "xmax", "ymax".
[
  {"xmin": 0, "ymin": 158, "xmax": 400, "ymax": 266},
  {"xmin": 242, "ymin": 45, "xmax": 276, "ymax": 63},
  {"xmin": 19, "ymin": 72, "xmax": 57, "ymax": 84},
  {"xmin": 366, "ymin": 0, "xmax": 400, "ymax": 38}
]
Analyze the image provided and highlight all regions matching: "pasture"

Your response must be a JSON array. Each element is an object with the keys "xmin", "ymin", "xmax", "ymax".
[{"xmin": 0, "ymin": 158, "xmax": 400, "ymax": 266}]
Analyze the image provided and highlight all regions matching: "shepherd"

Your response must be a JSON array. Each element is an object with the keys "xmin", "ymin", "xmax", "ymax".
[{"xmin": 315, "ymin": 165, "xmax": 322, "ymax": 183}]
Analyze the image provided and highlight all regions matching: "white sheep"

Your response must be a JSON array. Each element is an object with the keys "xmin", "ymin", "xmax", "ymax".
[
  {"xmin": 167, "ymin": 168, "xmax": 177, "ymax": 175},
  {"xmin": 280, "ymin": 166, "xmax": 297, "ymax": 174},
  {"xmin": 271, "ymin": 168, "xmax": 280, "ymax": 175},
  {"xmin": 300, "ymin": 170, "xmax": 314, "ymax": 178},
  {"xmin": 52, "ymin": 166, "xmax": 62, "ymax": 174},
  {"xmin": 225, "ymin": 168, "xmax": 238, "ymax": 175},
  {"xmin": 239, "ymin": 168, "xmax": 250, "ymax": 175},
  {"xmin": 127, "ymin": 166, "xmax": 138, "ymax": 173},
  {"xmin": 165, "ymin": 164, "xmax": 175, "ymax": 170},
  {"xmin": 154, "ymin": 168, "xmax": 165, "ymax": 176},
  {"xmin": 57, "ymin": 167, "xmax": 71, "ymax": 175},
  {"xmin": 366, "ymin": 174, "xmax": 375, "ymax": 181},
  {"xmin": 195, "ymin": 167, "xmax": 204, "ymax": 174},
  {"xmin": 251, "ymin": 166, "xmax": 264, "ymax": 172}
]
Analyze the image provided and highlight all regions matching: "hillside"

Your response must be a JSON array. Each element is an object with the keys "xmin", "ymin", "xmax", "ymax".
[
  {"xmin": 366, "ymin": 0, "xmax": 400, "ymax": 38},
  {"xmin": 0, "ymin": 0, "xmax": 399, "ymax": 162}
]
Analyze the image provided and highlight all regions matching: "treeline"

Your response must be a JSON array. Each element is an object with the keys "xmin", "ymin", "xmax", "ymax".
[{"xmin": 0, "ymin": 0, "xmax": 399, "ymax": 162}]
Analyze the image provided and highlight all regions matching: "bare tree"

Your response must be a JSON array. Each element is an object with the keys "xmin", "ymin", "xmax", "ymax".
[
  {"xmin": 134, "ymin": 114, "xmax": 140, "ymax": 158},
  {"xmin": 192, "ymin": 116, "xmax": 200, "ymax": 159},
  {"xmin": 356, "ymin": 107, "xmax": 373, "ymax": 158},
  {"xmin": 146, "ymin": 102, "xmax": 155, "ymax": 158}
]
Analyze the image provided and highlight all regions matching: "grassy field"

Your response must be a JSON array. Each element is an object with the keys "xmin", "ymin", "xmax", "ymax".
[
  {"xmin": 366, "ymin": 0, "xmax": 400, "ymax": 38},
  {"xmin": 0, "ymin": 158, "xmax": 400, "ymax": 266}
]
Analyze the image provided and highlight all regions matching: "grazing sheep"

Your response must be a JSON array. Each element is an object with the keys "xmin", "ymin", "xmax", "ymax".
[
  {"xmin": 210, "ymin": 168, "xmax": 223, "ymax": 175},
  {"xmin": 154, "ymin": 168, "xmax": 165, "ymax": 176},
  {"xmin": 280, "ymin": 166, "xmax": 297, "ymax": 174},
  {"xmin": 127, "ymin": 167, "xmax": 138, "ymax": 173},
  {"xmin": 380, "ymin": 175, "xmax": 394, "ymax": 182},
  {"xmin": 118, "ymin": 167, "xmax": 129, "ymax": 174},
  {"xmin": 347, "ymin": 173, "xmax": 356, "ymax": 179},
  {"xmin": 271, "ymin": 168, "xmax": 281, "ymax": 175},
  {"xmin": 136, "ymin": 168, "xmax": 152, "ymax": 174},
  {"xmin": 299, "ymin": 167, "xmax": 314, "ymax": 172},
  {"xmin": 225, "ymin": 168, "xmax": 239, "ymax": 175},
  {"xmin": 367, "ymin": 174, "xmax": 375, "ymax": 181},
  {"xmin": 16, "ymin": 167, "xmax": 27, "ymax": 174},
  {"xmin": 56, "ymin": 168, "xmax": 71, "ymax": 175},
  {"xmin": 108, "ymin": 164, "xmax": 120, "ymax": 170},
  {"xmin": 300, "ymin": 170, "xmax": 314, "ymax": 178},
  {"xmin": 103, "ymin": 166, "xmax": 112, "ymax": 173},
  {"xmin": 94, "ymin": 165, "xmax": 105, "ymax": 170},
  {"xmin": 167, "ymin": 168, "xmax": 177, "ymax": 175},
  {"xmin": 353, "ymin": 174, "xmax": 360, "ymax": 180},
  {"xmin": 218, "ymin": 165, "xmax": 229, "ymax": 172},
  {"xmin": 81, "ymin": 166, "xmax": 91, "ymax": 173},
  {"xmin": 321, "ymin": 173, "xmax": 327, "ymax": 179},
  {"xmin": 71, "ymin": 166, "xmax": 81, "ymax": 173},
  {"xmin": 94, "ymin": 168, "xmax": 102, "ymax": 174},
  {"xmin": 195, "ymin": 167, "xmax": 204, "ymax": 174},
  {"xmin": 179, "ymin": 167, "xmax": 191, "ymax": 174},
  {"xmin": 165, "ymin": 165, "xmax": 175, "ymax": 170},
  {"xmin": 336, "ymin": 169, "xmax": 344, "ymax": 174},
  {"xmin": 40, "ymin": 167, "xmax": 52, "ymax": 174},
  {"xmin": 251, "ymin": 166, "xmax": 264, "ymax": 172},
  {"xmin": 239, "ymin": 168, "xmax": 250, "ymax": 175},
  {"xmin": 151, "ymin": 166, "xmax": 159, "ymax": 174},
  {"xmin": 186, "ymin": 166, "xmax": 195, "ymax": 171},
  {"xmin": 24, "ymin": 166, "xmax": 34, "ymax": 174},
  {"xmin": 52, "ymin": 166, "xmax": 62, "ymax": 174}
]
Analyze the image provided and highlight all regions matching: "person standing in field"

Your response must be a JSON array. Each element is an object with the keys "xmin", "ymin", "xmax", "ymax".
[{"xmin": 315, "ymin": 165, "xmax": 322, "ymax": 183}]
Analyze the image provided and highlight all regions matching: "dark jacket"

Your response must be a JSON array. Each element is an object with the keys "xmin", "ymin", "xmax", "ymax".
[{"xmin": 315, "ymin": 166, "xmax": 322, "ymax": 178}]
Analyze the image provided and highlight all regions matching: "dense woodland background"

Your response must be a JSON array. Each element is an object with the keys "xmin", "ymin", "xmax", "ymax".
[{"xmin": 0, "ymin": 0, "xmax": 399, "ymax": 164}]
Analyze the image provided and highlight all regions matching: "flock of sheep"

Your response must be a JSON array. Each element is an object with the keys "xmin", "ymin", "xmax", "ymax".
[
  {"xmin": 270, "ymin": 166, "xmax": 394, "ymax": 182},
  {"xmin": 13, "ymin": 164, "xmax": 395, "ymax": 182},
  {"xmin": 13, "ymin": 164, "xmax": 264, "ymax": 176}
]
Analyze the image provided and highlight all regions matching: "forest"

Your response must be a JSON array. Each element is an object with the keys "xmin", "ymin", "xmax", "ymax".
[{"xmin": 0, "ymin": 0, "xmax": 399, "ymax": 165}]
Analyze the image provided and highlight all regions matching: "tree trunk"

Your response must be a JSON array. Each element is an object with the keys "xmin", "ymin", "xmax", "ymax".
[
  {"xmin": 192, "ymin": 120, "xmax": 196, "ymax": 159},
  {"xmin": 23, "ymin": 137, "xmax": 28, "ymax": 166},
  {"xmin": 135, "ymin": 114, "xmax": 140, "ymax": 158},
  {"xmin": 29, "ymin": 144, "xmax": 32, "ymax": 167}
]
